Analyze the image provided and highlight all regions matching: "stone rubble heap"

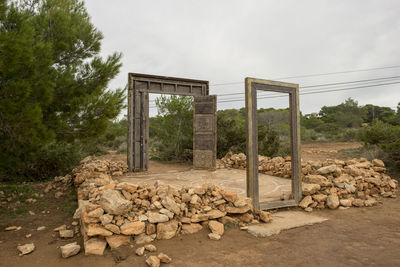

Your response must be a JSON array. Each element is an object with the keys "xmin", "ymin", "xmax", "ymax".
[
  {"xmin": 218, "ymin": 152, "xmax": 398, "ymax": 211},
  {"xmin": 70, "ymin": 159, "xmax": 272, "ymax": 256}
]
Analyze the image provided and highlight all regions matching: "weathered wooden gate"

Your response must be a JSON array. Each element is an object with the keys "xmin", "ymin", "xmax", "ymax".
[{"xmin": 127, "ymin": 73, "xmax": 217, "ymax": 172}]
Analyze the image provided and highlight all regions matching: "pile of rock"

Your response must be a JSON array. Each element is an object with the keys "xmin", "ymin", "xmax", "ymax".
[
  {"xmin": 217, "ymin": 152, "xmax": 296, "ymax": 178},
  {"xmin": 67, "ymin": 159, "xmax": 271, "ymax": 255},
  {"xmin": 218, "ymin": 152, "xmax": 398, "ymax": 211}
]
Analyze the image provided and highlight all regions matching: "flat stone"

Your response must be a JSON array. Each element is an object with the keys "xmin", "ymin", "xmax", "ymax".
[
  {"xmin": 106, "ymin": 235, "xmax": 131, "ymax": 248},
  {"xmin": 191, "ymin": 214, "xmax": 209, "ymax": 222},
  {"xmin": 247, "ymin": 211, "xmax": 327, "ymax": 237},
  {"xmin": 147, "ymin": 212, "xmax": 169, "ymax": 223},
  {"xmin": 60, "ymin": 242, "xmax": 80, "ymax": 258},
  {"xmin": 37, "ymin": 226, "xmax": 46, "ymax": 231},
  {"xmin": 208, "ymin": 221, "xmax": 224, "ymax": 235},
  {"xmin": 87, "ymin": 224, "xmax": 113, "ymax": 237},
  {"xmin": 206, "ymin": 209, "xmax": 226, "ymax": 219},
  {"xmin": 135, "ymin": 233, "xmax": 156, "ymax": 245},
  {"xmin": 59, "ymin": 229, "xmax": 74, "ymax": 238},
  {"xmin": 17, "ymin": 243, "xmax": 35, "ymax": 255},
  {"xmin": 54, "ymin": 224, "xmax": 67, "ymax": 232},
  {"xmin": 84, "ymin": 238, "xmax": 107, "ymax": 256},
  {"xmin": 104, "ymin": 223, "xmax": 120, "ymax": 234},
  {"xmin": 120, "ymin": 221, "xmax": 145, "ymax": 235},
  {"xmin": 181, "ymin": 223, "xmax": 203, "ymax": 234},
  {"xmin": 226, "ymin": 205, "xmax": 250, "ymax": 214}
]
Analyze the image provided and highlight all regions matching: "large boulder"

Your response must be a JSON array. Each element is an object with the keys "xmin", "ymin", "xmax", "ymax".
[{"xmin": 99, "ymin": 190, "xmax": 132, "ymax": 215}]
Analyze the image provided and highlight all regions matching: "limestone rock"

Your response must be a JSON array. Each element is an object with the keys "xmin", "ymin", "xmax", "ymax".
[
  {"xmin": 106, "ymin": 235, "xmax": 131, "ymax": 248},
  {"xmin": 158, "ymin": 253, "xmax": 172, "ymax": 263},
  {"xmin": 157, "ymin": 220, "xmax": 178, "ymax": 240},
  {"xmin": 161, "ymin": 197, "xmax": 180, "ymax": 215},
  {"xmin": 99, "ymin": 190, "xmax": 132, "ymax": 215},
  {"xmin": 317, "ymin": 165, "xmax": 340, "ymax": 175},
  {"xmin": 120, "ymin": 221, "xmax": 145, "ymax": 235},
  {"xmin": 191, "ymin": 213, "xmax": 209, "ymax": 222},
  {"xmin": 372, "ymin": 159, "xmax": 385, "ymax": 167},
  {"xmin": 144, "ymin": 244, "xmax": 157, "ymax": 252},
  {"xmin": 208, "ymin": 221, "xmax": 224, "ymax": 235},
  {"xmin": 146, "ymin": 256, "xmax": 161, "ymax": 267},
  {"xmin": 136, "ymin": 246, "xmax": 145, "ymax": 256},
  {"xmin": 135, "ymin": 233, "xmax": 156, "ymax": 244},
  {"xmin": 226, "ymin": 205, "xmax": 250, "ymax": 214},
  {"xmin": 54, "ymin": 224, "xmax": 67, "ymax": 232},
  {"xmin": 258, "ymin": 211, "xmax": 272, "ymax": 223},
  {"xmin": 326, "ymin": 195, "xmax": 339, "ymax": 209},
  {"xmin": 59, "ymin": 229, "xmax": 74, "ymax": 238},
  {"xmin": 352, "ymin": 199, "xmax": 364, "ymax": 207},
  {"xmin": 299, "ymin": 196, "xmax": 313, "ymax": 209},
  {"xmin": 147, "ymin": 212, "xmax": 169, "ymax": 223},
  {"xmin": 208, "ymin": 233, "xmax": 221, "ymax": 240},
  {"xmin": 206, "ymin": 209, "xmax": 226, "ymax": 219},
  {"xmin": 222, "ymin": 191, "xmax": 238, "ymax": 203},
  {"xmin": 100, "ymin": 214, "xmax": 113, "ymax": 225},
  {"xmin": 87, "ymin": 224, "xmax": 113, "ymax": 237},
  {"xmin": 104, "ymin": 223, "xmax": 120, "ymax": 234},
  {"xmin": 339, "ymin": 199, "xmax": 353, "ymax": 207},
  {"xmin": 312, "ymin": 194, "xmax": 328, "ymax": 203},
  {"xmin": 88, "ymin": 208, "xmax": 104, "ymax": 218},
  {"xmin": 17, "ymin": 243, "xmax": 35, "ymax": 255},
  {"xmin": 84, "ymin": 238, "xmax": 107, "ymax": 255},
  {"xmin": 60, "ymin": 242, "xmax": 80, "ymax": 258},
  {"xmin": 304, "ymin": 175, "xmax": 331, "ymax": 186},
  {"xmin": 181, "ymin": 223, "xmax": 203, "ymax": 234},
  {"xmin": 302, "ymin": 183, "xmax": 321, "ymax": 195}
]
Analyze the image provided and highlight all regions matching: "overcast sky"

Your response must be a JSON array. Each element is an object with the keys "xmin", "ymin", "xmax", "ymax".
[{"xmin": 85, "ymin": 0, "xmax": 400, "ymax": 116}]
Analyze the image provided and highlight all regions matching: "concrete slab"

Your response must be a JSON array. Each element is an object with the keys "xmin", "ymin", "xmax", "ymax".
[
  {"xmin": 247, "ymin": 211, "xmax": 328, "ymax": 237},
  {"xmin": 118, "ymin": 168, "xmax": 292, "ymax": 202}
]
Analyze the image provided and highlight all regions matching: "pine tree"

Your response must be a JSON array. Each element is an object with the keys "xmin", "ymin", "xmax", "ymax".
[{"xmin": 0, "ymin": 0, "xmax": 124, "ymax": 179}]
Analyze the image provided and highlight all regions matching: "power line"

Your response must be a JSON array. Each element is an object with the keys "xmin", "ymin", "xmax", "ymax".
[
  {"xmin": 148, "ymin": 74, "xmax": 400, "ymax": 103},
  {"xmin": 210, "ymin": 64, "xmax": 400, "ymax": 87},
  {"xmin": 148, "ymin": 80, "xmax": 400, "ymax": 108},
  {"xmin": 215, "ymin": 75, "xmax": 400, "ymax": 98},
  {"xmin": 218, "ymin": 80, "xmax": 400, "ymax": 103}
]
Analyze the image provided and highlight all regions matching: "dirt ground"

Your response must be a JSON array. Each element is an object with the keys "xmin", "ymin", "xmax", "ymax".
[
  {"xmin": 301, "ymin": 142, "xmax": 363, "ymax": 162},
  {"xmin": 1, "ymin": 142, "xmax": 399, "ymax": 267}
]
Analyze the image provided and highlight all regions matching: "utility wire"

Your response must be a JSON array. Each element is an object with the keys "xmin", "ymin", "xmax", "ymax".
[
  {"xmin": 149, "ymin": 75, "xmax": 400, "ymax": 103},
  {"xmin": 218, "ymin": 80, "xmax": 400, "ymax": 103},
  {"xmin": 148, "ymin": 80, "xmax": 400, "ymax": 108},
  {"xmin": 216, "ymin": 75, "xmax": 400, "ymax": 100},
  {"xmin": 210, "ymin": 64, "xmax": 400, "ymax": 87}
]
